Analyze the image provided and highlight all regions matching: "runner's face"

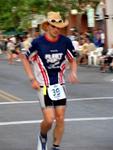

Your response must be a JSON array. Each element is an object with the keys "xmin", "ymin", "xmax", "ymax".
[{"xmin": 48, "ymin": 24, "xmax": 61, "ymax": 38}]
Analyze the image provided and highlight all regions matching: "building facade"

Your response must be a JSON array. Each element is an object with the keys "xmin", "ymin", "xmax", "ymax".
[{"xmin": 105, "ymin": 0, "xmax": 113, "ymax": 48}]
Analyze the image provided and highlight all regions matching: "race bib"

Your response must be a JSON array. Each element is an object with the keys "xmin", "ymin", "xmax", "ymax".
[{"xmin": 48, "ymin": 84, "xmax": 66, "ymax": 101}]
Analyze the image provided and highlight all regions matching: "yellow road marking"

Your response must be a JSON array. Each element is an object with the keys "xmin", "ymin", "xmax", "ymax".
[
  {"xmin": 0, "ymin": 94, "xmax": 14, "ymax": 102},
  {"xmin": 0, "ymin": 90, "xmax": 22, "ymax": 102}
]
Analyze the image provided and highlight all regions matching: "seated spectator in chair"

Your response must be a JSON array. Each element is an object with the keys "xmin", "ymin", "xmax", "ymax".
[
  {"xmin": 93, "ymin": 32, "xmax": 103, "ymax": 48},
  {"xmin": 77, "ymin": 38, "xmax": 89, "ymax": 65},
  {"xmin": 87, "ymin": 38, "xmax": 96, "ymax": 52},
  {"xmin": 100, "ymin": 44, "xmax": 113, "ymax": 72}
]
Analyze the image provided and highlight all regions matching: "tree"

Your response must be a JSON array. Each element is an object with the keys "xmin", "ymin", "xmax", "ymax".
[{"xmin": 0, "ymin": 0, "xmax": 100, "ymax": 31}]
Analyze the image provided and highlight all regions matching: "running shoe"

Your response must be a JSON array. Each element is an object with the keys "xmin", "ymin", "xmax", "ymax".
[
  {"xmin": 51, "ymin": 147, "xmax": 60, "ymax": 150},
  {"xmin": 37, "ymin": 135, "xmax": 47, "ymax": 150}
]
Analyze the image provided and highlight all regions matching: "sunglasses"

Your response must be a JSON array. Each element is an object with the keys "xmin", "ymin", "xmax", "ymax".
[{"xmin": 48, "ymin": 19, "xmax": 63, "ymax": 23}]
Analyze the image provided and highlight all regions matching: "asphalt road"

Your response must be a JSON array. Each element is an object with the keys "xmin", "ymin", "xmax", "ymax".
[{"xmin": 0, "ymin": 57, "xmax": 113, "ymax": 150}]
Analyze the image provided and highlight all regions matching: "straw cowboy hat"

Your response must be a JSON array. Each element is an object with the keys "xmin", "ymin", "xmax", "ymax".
[{"xmin": 41, "ymin": 11, "xmax": 69, "ymax": 31}]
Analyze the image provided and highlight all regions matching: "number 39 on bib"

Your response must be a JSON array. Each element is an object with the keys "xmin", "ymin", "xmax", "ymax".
[{"xmin": 48, "ymin": 84, "xmax": 66, "ymax": 101}]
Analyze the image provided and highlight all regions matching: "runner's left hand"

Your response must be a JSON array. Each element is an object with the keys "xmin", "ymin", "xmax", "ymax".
[{"xmin": 68, "ymin": 72, "xmax": 79, "ymax": 83}]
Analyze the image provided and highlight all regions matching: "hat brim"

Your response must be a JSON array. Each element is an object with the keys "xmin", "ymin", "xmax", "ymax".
[{"xmin": 41, "ymin": 20, "xmax": 69, "ymax": 31}]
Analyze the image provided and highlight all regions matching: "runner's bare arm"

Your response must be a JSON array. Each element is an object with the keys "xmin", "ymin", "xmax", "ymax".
[
  {"xmin": 68, "ymin": 59, "xmax": 79, "ymax": 83},
  {"xmin": 18, "ymin": 52, "xmax": 40, "ymax": 90}
]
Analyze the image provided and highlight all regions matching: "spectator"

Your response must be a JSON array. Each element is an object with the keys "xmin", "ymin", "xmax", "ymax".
[
  {"xmin": 77, "ymin": 38, "xmax": 89, "ymax": 65},
  {"xmin": 7, "ymin": 38, "xmax": 16, "ymax": 64},
  {"xmin": 93, "ymin": 31, "xmax": 103, "ymax": 48},
  {"xmin": 100, "ymin": 44, "xmax": 113, "ymax": 72}
]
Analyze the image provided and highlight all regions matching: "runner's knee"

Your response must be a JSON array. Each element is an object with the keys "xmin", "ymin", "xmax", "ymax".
[{"xmin": 56, "ymin": 115, "xmax": 64, "ymax": 124}]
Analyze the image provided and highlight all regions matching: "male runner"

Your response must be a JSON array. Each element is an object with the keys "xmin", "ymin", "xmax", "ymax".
[{"xmin": 18, "ymin": 11, "xmax": 78, "ymax": 150}]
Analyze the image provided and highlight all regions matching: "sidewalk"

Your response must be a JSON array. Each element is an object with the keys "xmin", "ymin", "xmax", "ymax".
[
  {"xmin": 0, "ymin": 52, "xmax": 21, "ymax": 62},
  {"xmin": 0, "ymin": 52, "xmax": 7, "ymax": 60}
]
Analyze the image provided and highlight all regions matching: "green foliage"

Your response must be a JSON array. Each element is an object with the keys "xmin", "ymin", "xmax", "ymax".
[{"xmin": 0, "ymin": 0, "xmax": 100, "ymax": 31}]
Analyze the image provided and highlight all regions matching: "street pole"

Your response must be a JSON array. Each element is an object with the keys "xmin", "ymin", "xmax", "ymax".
[
  {"xmin": 104, "ymin": 0, "xmax": 113, "ymax": 48},
  {"xmin": 103, "ymin": 0, "xmax": 108, "ymax": 49}
]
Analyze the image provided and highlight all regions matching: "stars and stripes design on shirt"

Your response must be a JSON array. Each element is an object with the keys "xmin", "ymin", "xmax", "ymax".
[{"xmin": 25, "ymin": 34, "xmax": 76, "ymax": 86}]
